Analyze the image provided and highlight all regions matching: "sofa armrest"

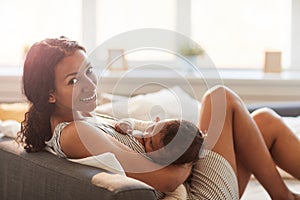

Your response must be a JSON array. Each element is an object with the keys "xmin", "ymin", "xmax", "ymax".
[
  {"xmin": 247, "ymin": 102, "xmax": 300, "ymax": 117},
  {"xmin": 0, "ymin": 137, "xmax": 156, "ymax": 200}
]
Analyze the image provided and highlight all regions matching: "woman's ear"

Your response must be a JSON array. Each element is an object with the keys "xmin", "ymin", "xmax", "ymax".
[{"xmin": 48, "ymin": 92, "xmax": 56, "ymax": 103}]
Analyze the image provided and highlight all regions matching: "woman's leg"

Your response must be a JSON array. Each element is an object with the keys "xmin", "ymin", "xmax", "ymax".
[
  {"xmin": 198, "ymin": 85, "xmax": 297, "ymax": 199},
  {"xmin": 251, "ymin": 108, "xmax": 300, "ymax": 179}
]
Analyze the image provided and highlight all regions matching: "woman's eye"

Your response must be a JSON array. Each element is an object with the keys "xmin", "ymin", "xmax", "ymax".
[
  {"xmin": 86, "ymin": 67, "xmax": 94, "ymax": 75},
  {"xmin": 68, "ymin": 78, "xmax": 78, "ymax": 85}
]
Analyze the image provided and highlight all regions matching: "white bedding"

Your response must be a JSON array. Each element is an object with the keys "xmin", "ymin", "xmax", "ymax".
[{"xmin": 96, "ymin": 86, "xmax": 201, "ymax": 124}]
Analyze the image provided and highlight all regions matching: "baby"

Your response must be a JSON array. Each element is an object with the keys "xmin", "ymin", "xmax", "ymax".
[
  {"xmin": 97, "ymin": 114, "xmax": 204, "ymax": 199},
  {"xmin": 114, "ymin": 117, "xmax": 204, "ymax": 165}
]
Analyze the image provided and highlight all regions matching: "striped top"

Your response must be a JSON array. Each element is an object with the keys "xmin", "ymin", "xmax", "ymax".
[
  {"xmin": 184, "ymin": 149, "xmax": 239, "ymax": 200},
  {"xmin": 45, "ymin": 118, "xmax": 146, "ymax": 158}
]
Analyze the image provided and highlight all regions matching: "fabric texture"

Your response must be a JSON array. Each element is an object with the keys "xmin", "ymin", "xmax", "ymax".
[
  {"xmin": 0, "ymin": 137, "xmax": 156, "ymax": 200},
  {"xmin": 185, "ymin": 150, "xmax": 239, "ymax": 200},
  {"xmin": 68, "ymin": 153, "xmax": 125, "ymax": 176},
  {"xmin": 45, "ymin": 122, "xmax": 69, "ymax": 158},
  {"xmin": 96, "ymin": 86, "xmax": 201, "ymax": 124},
  {"xmin": 0, "ymin": 119, "xmax": 20, "ymax": 138}
]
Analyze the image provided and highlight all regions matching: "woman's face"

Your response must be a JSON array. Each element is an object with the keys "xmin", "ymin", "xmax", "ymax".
[{"xmin": 50, "ymin": 50, "xmax": 98, "ymax": 116}]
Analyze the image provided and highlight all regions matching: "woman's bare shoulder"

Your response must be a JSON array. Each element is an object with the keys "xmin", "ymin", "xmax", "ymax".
[
  {"xmin": 59, "ymin": 120, "xmax": 97, "ymax": 158},
  {"xmin": 58, "ymin": 120, "xmax": 126, "ymax": 158}
]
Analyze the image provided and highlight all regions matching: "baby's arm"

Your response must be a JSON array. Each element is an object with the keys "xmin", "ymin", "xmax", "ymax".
[
  {"xmin": 95, "ymin": 114, "xmax": 135, "ymax": 135},
  {"xmin": 114, "ymin": 118, "xmax": 135, "ymax": 135},
  {"xmin": 115, "ymin": 118, "xmax": 154, "ymax": 135},
  {"xmin": 131, "ymin": 118, "xmax": 154, "ymax": 132}
]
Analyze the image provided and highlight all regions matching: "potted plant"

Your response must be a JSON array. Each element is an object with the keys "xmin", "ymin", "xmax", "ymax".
[
  {"xmin": 179, "ymin": 43, "xmax": 204, "ymax": 57},
  {"xmin": 178, "ymin": 42, "xmax": 204, "ymax": 71}
]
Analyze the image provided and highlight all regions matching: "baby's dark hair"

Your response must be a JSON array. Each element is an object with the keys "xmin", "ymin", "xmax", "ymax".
[{"xmin": 160, "ymin": 120, "xmax": 204, "ymax": 165}]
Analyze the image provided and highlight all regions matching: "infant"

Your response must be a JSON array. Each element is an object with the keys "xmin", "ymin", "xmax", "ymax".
[
  {"xmin": 114, "ymin": 117, "xmax": 204, "ymax": 165},
  {"xmin": 96, "ymin": 114, "xmax": 204, "ymax": 199}
]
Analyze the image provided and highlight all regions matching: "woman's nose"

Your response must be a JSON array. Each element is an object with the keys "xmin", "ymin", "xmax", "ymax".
[{"xmin": 82, "ymin": 76, "xmax": 97, "ymax": 92}]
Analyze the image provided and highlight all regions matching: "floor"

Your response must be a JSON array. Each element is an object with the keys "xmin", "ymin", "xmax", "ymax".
[{"xmin": 241, "ymin": 178, "xmax": 300, "ymax": 200}]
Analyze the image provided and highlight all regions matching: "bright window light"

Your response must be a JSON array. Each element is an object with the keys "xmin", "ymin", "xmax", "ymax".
[
  {"xmin": 191, "ymin": 0, "xmax": 291, "ymax": 69},
  {"xmin": 96, "ymin": 0, "xmax": 176, "ymax": 45},
  {"xmin": 0, "ymin": 0, "xmax": 82, "ymax": 67}
]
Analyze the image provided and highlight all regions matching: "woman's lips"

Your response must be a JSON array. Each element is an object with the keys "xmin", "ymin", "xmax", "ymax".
[{"xmin": 80, "ymin": 93, "xmax": 96, "ymax": 102}]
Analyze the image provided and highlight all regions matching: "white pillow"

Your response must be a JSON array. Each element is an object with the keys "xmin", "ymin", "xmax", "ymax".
[
  {"xmin": 96, "ymin": 86, "xmax": 201, "ymax": 124},
  {"xmin": 0, "ymin": 120, "xmax": 21, "ymax": 139}
]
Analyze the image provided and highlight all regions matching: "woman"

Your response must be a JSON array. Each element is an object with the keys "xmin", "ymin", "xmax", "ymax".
[{"xmin": 17, "ymin": 37, "xmax": 300, "ymax": 199}]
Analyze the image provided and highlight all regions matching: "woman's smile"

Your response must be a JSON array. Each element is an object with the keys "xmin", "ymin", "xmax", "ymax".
[{"xmin": 80, "ymin": 93, "xmax": 97, "ymax": 102}]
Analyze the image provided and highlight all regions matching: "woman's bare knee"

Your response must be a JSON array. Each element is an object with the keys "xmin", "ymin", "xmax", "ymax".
[
  {"xmin": 202, "ymin": 85, "xmax": 241, "ymax": 104},
  {"xmin": 251, "ymin": 108, "xmax": 283, "ymax": 148},
  {"xmin": 252, "ymin": 107, "xmax": 282, "ymax": 124},
  {"xmin": 199, "ymin": 85, "xmax": 245, "ymax": 131}
]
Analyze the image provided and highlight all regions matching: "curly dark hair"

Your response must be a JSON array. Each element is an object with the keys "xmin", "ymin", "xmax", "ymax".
[
  {"xmin": 158, "ymin": 120, "xmax": 204, "ymax": 165},
  {"xmin": 16, "ymin": 36, "xmax": 85, "ymax": 152}
]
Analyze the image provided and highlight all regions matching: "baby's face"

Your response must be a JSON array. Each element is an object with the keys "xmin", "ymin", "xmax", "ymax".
[
  {"xmin": 143, "ymin": 128, "xmax": 164, "ymax": 153},
  {"xmin": 142, "ymin": 119, "xmax": 174, "ymax": 153}
]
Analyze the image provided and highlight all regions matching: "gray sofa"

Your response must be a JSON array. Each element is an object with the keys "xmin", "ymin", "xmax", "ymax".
[
  {"xmin": 0, "ymin": 137, "xmax": 156, "ymax": 200},
  {"xmin": 0, "ymin": 102, "xmax": 299, "ymax": 200}
]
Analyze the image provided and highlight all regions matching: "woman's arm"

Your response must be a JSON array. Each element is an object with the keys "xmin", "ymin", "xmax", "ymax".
[
  {"xmin": 59, "ymin": 121, "xmax": 191, "ymax": 192},
  {"xmin": 127, "ymin": 164, "xmax": 192, "ymax": 192}
]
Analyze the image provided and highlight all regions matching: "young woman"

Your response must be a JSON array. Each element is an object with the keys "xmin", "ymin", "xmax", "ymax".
[{"xmin": 18, "ymin": 36, "xmax": 300, "ymax": 200}]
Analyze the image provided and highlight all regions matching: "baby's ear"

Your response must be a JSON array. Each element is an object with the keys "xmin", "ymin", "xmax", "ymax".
[{"xmin": 48, "ymin": 92, "xmax": 56, "ymax": 103}]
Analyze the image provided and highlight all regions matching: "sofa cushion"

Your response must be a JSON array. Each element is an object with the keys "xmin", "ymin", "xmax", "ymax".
[{"xmin": 0, "ymin": 137, "xmax": 156, "ymax": 200}]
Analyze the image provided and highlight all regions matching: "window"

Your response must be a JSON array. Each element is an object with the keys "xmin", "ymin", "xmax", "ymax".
[
  {"xmin": 191, "ymin": 0, "xmax": 291, "ymax": 69},
  {"xmin": 96, "ymin": 0, "xmax": 176, "ymax": 44},
  {"xmin": 94, "ymin": 0, "xmax": 177, "ymax": 64},
  {"xmin": 0, "ymin": 0, "xmax": 82, "ymax": 67},
  {"xmin": 1, "ymin": 0, "xmax": 298, "ymax": 70},
  {"xmin": 92, "ymin": 0, "xmax": 295, "ymax": 70}
]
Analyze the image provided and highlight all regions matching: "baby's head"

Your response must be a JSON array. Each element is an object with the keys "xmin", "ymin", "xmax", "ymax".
[{"xmin": 143, "ymin": 119, "xmax": 204, "ymax": 165}]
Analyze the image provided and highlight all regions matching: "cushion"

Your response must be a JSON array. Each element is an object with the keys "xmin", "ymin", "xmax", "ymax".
[
  {"xmin": 0, "ymin": 103, "xmax": 28, "ymax": 122},
  {"xmin": 96, "ymin": 86, "xmax": 201, "ymax": 124},
  {"xmin": 0, "ymin": 120, "xmax": 20, "ymax": 138}
]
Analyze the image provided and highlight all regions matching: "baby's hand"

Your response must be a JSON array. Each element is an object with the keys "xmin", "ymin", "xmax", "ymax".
[
  {"xmin": 115, "ymin": 119, "xmax": 134, "ymax": 135},
  {"xmin": 154, "ymin": 116, "xmax": 160, "ymax": 122}
]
